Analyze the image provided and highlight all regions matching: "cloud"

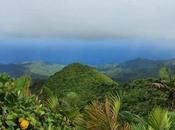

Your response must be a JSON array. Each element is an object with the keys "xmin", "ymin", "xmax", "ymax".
[{"xmin": 0, "ymin": 0, "xmax": 175, "ymax": 39}]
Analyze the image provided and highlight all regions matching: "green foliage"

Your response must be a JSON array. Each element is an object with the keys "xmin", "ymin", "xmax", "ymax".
[
  {"xmin": 45, "ymin": 63, "xmax": 118, "ymax": 107},
  {"xmin": 159, "ymin": 67, "xmax": 170, "ymax": 82},
  {"xmin": 2, "ymin": 64, "xmax": 175, "ymax": 130},
  {"xmin": 61, "ymin": 92, "xmax": 80, "ymax": 117},
  {"xmin": 16, "ymin": 76, "xmax": 30, "ymax": 91},
  {"xmin": 131, "ymin": 107, "xmax": 173, "ymax": 130},
  {"xmin": 45, "ymin": 94, "xmax": 58, "ymax": 110},
  {"xmin": 148, "ymin": 107, "xmax": 171, "ymax": 130},
  {"xmin": 77, "ymin": 94, "xmax": 130, "ymax": 130},
  {"xmin": 0, "ymin": 74, "xmax": 74, "ymax": 130},
  {"xmin": 157, "ymin": 67, "xmax": 175, "ymax": 109},
  {"xmin": 41, "ymin": 86, "xmax": 59, "ymax": 111},
  {"xmin": 169, "ymin": 112, "xmax": 175, "ymax": 130},
  {"xmin": 132, "ymin": 124, "xmax": 147, "ymax": 130},
  {"xmin": 118, "ymin": 79, "xmax": 169, "ymax": 117},
  {"xmin": 0, "ymin": 72, "xmax": 10, "ymax": 83}
]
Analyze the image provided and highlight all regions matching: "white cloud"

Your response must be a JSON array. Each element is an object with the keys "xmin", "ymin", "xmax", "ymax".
[{"xmin": 0, "ymin": 0, "xmax": 175, "ymax": 39}]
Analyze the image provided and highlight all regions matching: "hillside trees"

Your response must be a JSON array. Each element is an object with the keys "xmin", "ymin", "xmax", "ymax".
[
  {"xmin": 151, "ymin": 67, "xmax": 175, "ymax": 109},
  {"xmin": 0, "ymin": 73, "xmax": 75, "ymax": 130}
]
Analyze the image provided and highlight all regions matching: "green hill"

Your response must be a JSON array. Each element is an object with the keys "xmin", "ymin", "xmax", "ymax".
[
  {"xmin": 3, "ymin": 58, "xmax": 175, "ymax": 82},
  {"xmin": 22, "ymin": 61, "xmax": 64, "ymax": 78},
  {"xmin": 0, "ymin": 61, "xmax": 64, "ymax": 79},
  {"xmin": 98, "ymin": 58, "xmax": 168, "ymax": 82},
  {"xmin": 44, "ymin": 63, "xmax": 118, "ymax": 106}
]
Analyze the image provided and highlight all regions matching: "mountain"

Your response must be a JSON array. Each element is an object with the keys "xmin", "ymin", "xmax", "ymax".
[
  {"xmin": 0, "ymin": 63, "xmax": 27, "ymax": 77},
  {"xmin": 2, "ymin": 58, "xmax": 175, "ymax": 82},
  {"xmin": 97, "ymin": 58, "xmax": 175, "ymax": 82},
  {"xmin": 0, "ymin": 61, "xmax": 64, "ymax": 79},
  {"xmin": 44, "ymin": 63, "xmax": 118, "ymax": 106}
]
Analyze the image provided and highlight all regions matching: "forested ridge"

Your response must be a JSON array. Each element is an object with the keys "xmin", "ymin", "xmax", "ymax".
[
  {"xmin": 1, "ymin": 63, "xmax": 175, "ymax": 130},
  {"xmin": 2, "ymin": 58, "xmax": 175, "ymax": 82}
]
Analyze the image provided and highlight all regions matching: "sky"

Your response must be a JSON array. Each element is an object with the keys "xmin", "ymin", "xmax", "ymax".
[
  {"xmin": 0, "ymin": 0, "xmax": 175, "ymax": 64},
  {"xmin": 0, "ymin": 0, "xmax": 175, "ymax": 39}
]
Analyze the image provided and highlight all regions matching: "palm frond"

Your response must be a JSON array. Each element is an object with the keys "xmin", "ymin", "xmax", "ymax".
[
  {"xmin": 132, "ymin": 123, "xmax": 146, "ymax": 130},
  {"xmin": 148, "ymin": 107, "xmax": 171, "ymax": 130},
  {"xmin": 77, "ymin": 94, "xmax": 124, "ymax": 130},
  {"xmin": 42, "ymin": 86, "xmax": 58, "ymax": 110},
  {"xmin": 16, "ymin": 76, "xmax": 31, "ymax": 96},
  {"xmin": 45, "ymin": 95, "xmax": 58, "ymax": 110},
  {"xmin": 159, "ymin": 67, "xmax": 170, "ymax": 82}
]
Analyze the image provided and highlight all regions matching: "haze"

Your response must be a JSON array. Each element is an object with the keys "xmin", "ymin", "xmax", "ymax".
[
  {"xmin": 0, "ymin": 0, "xmax": 175, "ymax": 64},
  {"xmin": 0, "ymin": 0, "xmax": 175, "ymax": 39}
]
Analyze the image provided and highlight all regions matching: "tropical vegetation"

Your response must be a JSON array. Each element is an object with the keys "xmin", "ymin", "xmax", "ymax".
[{"xmin": 0, "ymin": 63, "xmax": 175, "ymax": 130}]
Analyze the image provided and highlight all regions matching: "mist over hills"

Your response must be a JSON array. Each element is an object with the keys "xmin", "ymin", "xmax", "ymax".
[
  {"xmin": 98, "ymin": 58, "xmax": 165, "ymax": 81},
  {"xmin": 1, "ymin": 58, "xmax": 175, "ymax": 82},
  {"xmin": 0, "ymin": 61, "xmax": 64, "ymax": 79}
]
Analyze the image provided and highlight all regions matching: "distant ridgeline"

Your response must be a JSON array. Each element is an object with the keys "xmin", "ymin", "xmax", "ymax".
[
  {"xmin": 1, "ymin": 58, "xmax": 175, "ymax": 82},
  {"xmin": 98, "ymin": 58, "xmax": 175, "ymax": 82},
  {"xmin": 0, "ymin": 61, "xmax": 64, "ymax": 79}
]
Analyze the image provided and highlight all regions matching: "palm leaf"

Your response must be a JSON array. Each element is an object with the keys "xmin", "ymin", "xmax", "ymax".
[
  {"xmin": 77, "ymin": 94, "xmax": 124, "ymax": 130},
  {"xmin": 148, "ymin": 107, "xmax": 171, "ymax": 130},
  {"xmin": 42, "ymin": 86, "xmax": 58, "ymax": 110}
]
